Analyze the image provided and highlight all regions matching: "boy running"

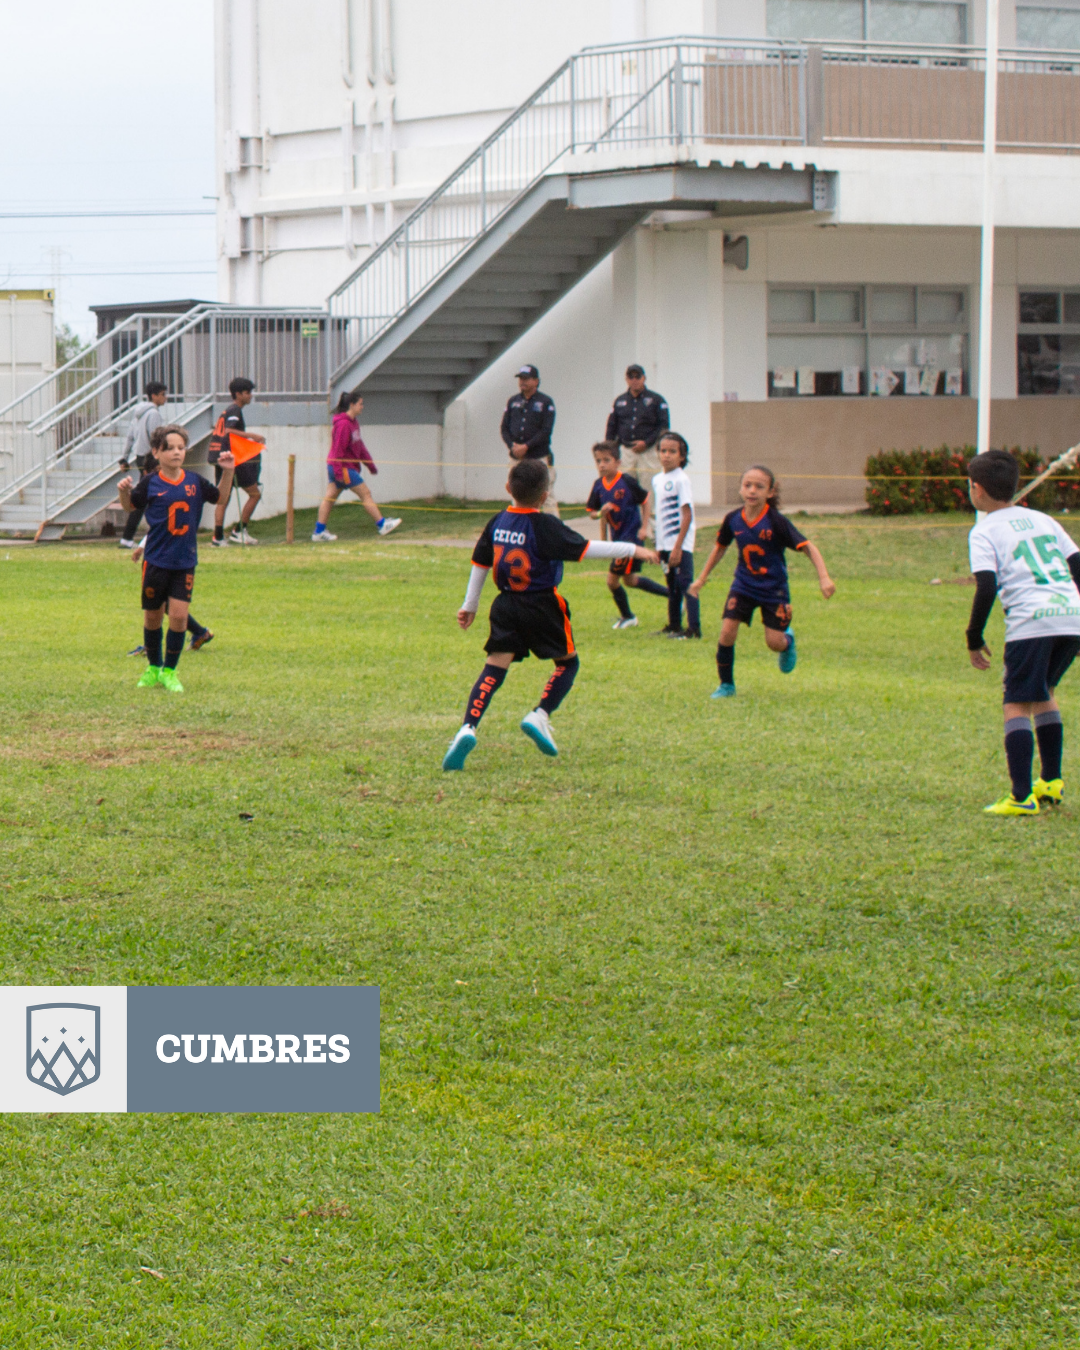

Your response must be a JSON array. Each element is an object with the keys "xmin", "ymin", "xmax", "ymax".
[
  {"xmin": 688, "ymin": 465, "xmax": 835, "ymax": 698},
  {"xmin": 117, "ymin": 427, "xmax": 233, "ymax": 693},
  {"xmin": 443, "ymin": 458, "xmax": 659, "ymax": 770},
  {"xmin": 585, "ymin": 440, "xmax": 667, "ymax": 629},
  {"xmin": 965, "ymin": 449, "xmax": 1080, "ymax": 815},
  {"xmin": 652, "ymin": 432, "xmax": 701, "ymax": 637},
  {"xmin": 209, "ymin": 377, "xmax": 265, "ymax": 546}
]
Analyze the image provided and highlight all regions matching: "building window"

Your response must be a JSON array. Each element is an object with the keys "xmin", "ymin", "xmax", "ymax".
[
  {"xmin": 768, "ymin": 285, "xmax": 968, "ymax": 397},
  {"xmin": 1016, "ymin": 1, "xmax": 1080, "ymax": 48},
  {"xmin": 1017, "ymin": 290, "xmax": 1080, "ymax": 394},
  {"xmin": 767, "ymin": 0, "xmax": 968, "ymax": 43}
]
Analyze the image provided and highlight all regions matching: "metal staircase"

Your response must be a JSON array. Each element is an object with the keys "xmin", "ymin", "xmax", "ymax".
[
  {"xmin": 0, "ymin": 304, "xmax": 336, "ymax": 538},
  {"xmin": 326, "ymin": 37, "xmax": 830, "ymax": 407}
]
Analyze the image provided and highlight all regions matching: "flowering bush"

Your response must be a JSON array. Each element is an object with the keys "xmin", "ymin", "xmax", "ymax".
[{"xmin": 864, "ymin": 445, "xmax": 1076, "ymax": 515}]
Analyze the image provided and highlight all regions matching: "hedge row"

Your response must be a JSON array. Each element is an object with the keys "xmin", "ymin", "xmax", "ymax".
[{"xmin": 864, "ymin": 446, "xmax": 1080, "ymax": 515}]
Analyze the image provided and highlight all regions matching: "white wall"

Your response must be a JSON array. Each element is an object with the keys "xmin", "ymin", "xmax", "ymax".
[{"xmin": 0, "ymin": 292, "xmax": 55, "ymax": 406}]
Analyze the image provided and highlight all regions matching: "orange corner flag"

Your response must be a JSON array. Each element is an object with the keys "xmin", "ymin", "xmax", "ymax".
[{"xmin": 228, "ymin": 434, "xmax": 264, "ymax": 466}]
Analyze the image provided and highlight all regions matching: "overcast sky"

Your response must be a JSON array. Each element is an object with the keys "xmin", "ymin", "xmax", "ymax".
[{"xmin": 0, "ymin": 0, "xmax": 215, "ymax": 340}]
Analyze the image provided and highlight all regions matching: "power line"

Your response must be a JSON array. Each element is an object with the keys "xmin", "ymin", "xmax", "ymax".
[{"xmin": 0, "ymin": 209, "xmax": 215, "ymax": 219}]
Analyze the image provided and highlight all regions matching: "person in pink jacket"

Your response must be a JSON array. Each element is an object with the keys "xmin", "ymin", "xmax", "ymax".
[{"xmin": 312, "ymin": 389, "xmax": 402, "ymax": 540}]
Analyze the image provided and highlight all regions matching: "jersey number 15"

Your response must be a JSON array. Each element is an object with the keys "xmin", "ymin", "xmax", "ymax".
[{"xmin": 1013, "ymin": 535, "xmax": 1070, "ymax": 586}]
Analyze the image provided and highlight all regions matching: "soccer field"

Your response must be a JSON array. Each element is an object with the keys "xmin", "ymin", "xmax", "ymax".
[{"xmin": 1, "ymin": 506, "xmax": 1077, "ymax": 1348}]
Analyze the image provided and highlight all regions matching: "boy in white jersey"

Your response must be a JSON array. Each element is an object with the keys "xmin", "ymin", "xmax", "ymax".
[
  {"xmin": 966, "ymin": 451, "xmax": 1080, "ymax": 815},
  {"xmin": 651, "ymin": 432, "xmax": 701, "ymax": 637}
]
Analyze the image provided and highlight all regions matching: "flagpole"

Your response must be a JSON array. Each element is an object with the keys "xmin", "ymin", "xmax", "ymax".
[{"xmin": 976, "ymin": 0, "xmax": 1001, "ymax": 458}]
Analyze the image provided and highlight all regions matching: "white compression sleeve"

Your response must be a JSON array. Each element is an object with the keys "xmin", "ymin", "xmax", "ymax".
[
  {"xmin": 583, "ymin": 540, "xmax": 637, "ymax": 559},
  {"xmin": 460, "ymin": 564, "xmax": 489, "ymax": 612}
]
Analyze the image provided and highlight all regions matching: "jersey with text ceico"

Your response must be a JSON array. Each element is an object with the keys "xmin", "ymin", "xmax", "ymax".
[
  {"xmin": 472, "ymin": 507, "xmax": 588, "ymax": 593},
  {"xmin": 968, "ymin": 504, "xmax": 1080, "ymax": 641},
  {"xmin": 585, "ymin": 473, "xmax": 649, "ymax": 543},
  {"xmin": 128, "ymin": 469, "xmax": 221, "ymax": 570},
  {"xmin": 718, "ymin": 505, "xmax": 808, "ymax": 603}
]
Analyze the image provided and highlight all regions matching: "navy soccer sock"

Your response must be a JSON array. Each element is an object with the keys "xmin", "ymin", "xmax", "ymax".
[
  {"xmin": 144, "ymin": 627, "xmax": 163, "ymax": 667},
  {"xmin": 717, "ymin": 643, "xmax": 735, "ymax": 686},
  {"xmin": 464, "ymin": 663, "xmax": 507, "ymax": 728},
  {"xmin": 164, "ymin": 628, "xmax": 185, "ymax": 670},
  {"xmin": 1035, "ymin": 710, "xmax": 1064, "ymax": 781},
  {"xmin": 612, "ymin": 586, "xmax": 633, "ymax": 619},
  {"xmin": 538, "ymin": 655, "xmax": 579, "ymax": 715},
  {"xmin": 633, "ymin": 576, "xmax": 669, "ymax": 598},
  {"xmin": 1004, "ymin": 716, "xmax": 1035, "ymax": 800}
]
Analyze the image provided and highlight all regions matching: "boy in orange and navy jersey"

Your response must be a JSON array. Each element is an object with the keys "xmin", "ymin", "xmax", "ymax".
[
  {"xmin": 118, "ymin": 425, "xmax": 234, "ymax": 693},
  {"xmin": 443, "ymin": 458, "xmax": 658, "ymax": 769},
  {"xmin": 585, "ymin": 441, "xmax": 668, "ymax": 629}
]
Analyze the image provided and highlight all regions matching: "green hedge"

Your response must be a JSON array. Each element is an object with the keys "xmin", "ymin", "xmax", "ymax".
[{"xmin": 864, "ymin": 445, "xmax": 1080, "ymax": 515}]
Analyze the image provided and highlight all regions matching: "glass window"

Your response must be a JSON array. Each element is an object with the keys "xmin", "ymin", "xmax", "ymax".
[
  {"xmin": 768, "ymin": 335, "xmax": 867, "ymax": 397},
  {"xmin": 817, "ymin": 288, "xmax": 861, "ymax": 323},
  {"xmin": 871, "ymin": 288, "xmax": 916, "ymax": 324},
  {"xmin": 1016, "ymin": 5, "xmax": 1080, "ymax": 48},
  {"xmin": 767, "ymin": 0, "xmax": 863, "ymax": 39},
  {"xmin": 769, "ymin": 289, "xmax": 815, "ymax": 324},
  {"xmin": 919, "ymin": 289, "xmax": 964, "ymax": 323},
  {"xmin": 1064, "ymin": 293, "xmax": 1080, "ymax": 323},
  {"xmin": 1020, "ymin": 291, "xmax": 1060, "ymax": 323},
  {"xmin": 870, "ymin": 0, "xmax": 966, "ymax": 43}
]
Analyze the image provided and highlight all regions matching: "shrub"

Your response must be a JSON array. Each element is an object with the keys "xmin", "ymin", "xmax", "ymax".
[{"xmin": 864, "ymin": 445, "xmax": 1076, "ymax": 515}]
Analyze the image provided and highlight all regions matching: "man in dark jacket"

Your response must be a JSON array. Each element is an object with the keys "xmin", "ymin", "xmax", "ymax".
[
  {"xmin": 605, "ymin": 364, "xmax": 670, "ymax": 483},
  {"xmin": 500, "ymin": 364, "xmax": 559, "ymax": 516}
]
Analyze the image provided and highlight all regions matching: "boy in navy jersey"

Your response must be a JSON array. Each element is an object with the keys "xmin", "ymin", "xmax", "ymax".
[
  {"xmin": 585, "ymin": 441, "xmax": 668, "ymax": 629},
  {"xmin": 688, "ymin": 465, "xmax": 834, "ymax": 698},
  {"xmin": 443, "ymin": 458, "xmax": 658, "ymax": 770},
  {"xmin": 118, "ymin": 426, "xmax": 234, "ymax": 693}
]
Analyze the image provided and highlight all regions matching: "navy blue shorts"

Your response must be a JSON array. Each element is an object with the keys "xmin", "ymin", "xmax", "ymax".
[
  {"xmin": 1002, "ymin": 635, "xmax": 1080, "ymax": 703},
  {"xmin": 724, "ymin": 589, "xmax": 792, "ymax": 632},
  {"xmin": 329, "ymin": 465, "xmax": 364, "ymax": 490}
]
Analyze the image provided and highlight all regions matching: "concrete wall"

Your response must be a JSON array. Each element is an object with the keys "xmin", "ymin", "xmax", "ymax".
[
  {"xmin": 711, "ymin": 397, "xmax": 1080, "ymax": 509},
  {"xmin": 0, "ymin": 290, "xmax": 54, "ymax": 406}
]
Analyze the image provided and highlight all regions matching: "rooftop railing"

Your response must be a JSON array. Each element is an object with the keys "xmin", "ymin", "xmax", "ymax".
[{"xmin": 326, "ymin": 37, "xmax": 1080, "ymax": 380}]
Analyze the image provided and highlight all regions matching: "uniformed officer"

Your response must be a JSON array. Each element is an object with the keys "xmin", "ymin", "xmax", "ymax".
[
  {"xmin": 500, "ymin": 364, "xmax": 559, "ymax": 516},
  {"xmin": 605, "ymin": 364, "xmax": 670, "ymax": 484}
]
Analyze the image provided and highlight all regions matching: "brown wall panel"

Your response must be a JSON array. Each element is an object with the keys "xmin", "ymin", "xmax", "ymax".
[{"xmin": 710, "ymin": 398, "xmax": 1080, "ymax": 507}]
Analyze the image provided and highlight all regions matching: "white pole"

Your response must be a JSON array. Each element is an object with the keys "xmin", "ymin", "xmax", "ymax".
[{"xmin": 976, "ymin": 0, "xmax": 1001, "ymax": 457}]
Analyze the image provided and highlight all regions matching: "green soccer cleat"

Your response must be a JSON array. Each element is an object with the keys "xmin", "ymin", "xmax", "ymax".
[
  {"xmin": 983, "ymin": 793, "xmax": 1039, "ymax": 816},
  {"xmin": 1034, "ymin": 777, "xmax": 1064, "ymax": 806},
  {"xmin": 778, "ymin": 628, "xmax": 797, "ymax": 674},
  {"xmin": 137, "ymin": 666, "xmax": 162, "ymax": 689},
  {"xmin": 710, "ymin": 683, "xmax": 736, "ymax": 699},
  {"xmin": 158, "ymin": 667, "xmax": 184, "ymax": 694}
]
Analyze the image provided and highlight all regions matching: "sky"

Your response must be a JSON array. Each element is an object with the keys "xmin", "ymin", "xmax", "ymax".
[{"xmin": 0, "ymin": 0, "xmax": 216, "ymax": 341}]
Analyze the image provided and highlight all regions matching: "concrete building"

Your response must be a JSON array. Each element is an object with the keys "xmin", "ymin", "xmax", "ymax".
[
  {"xmin": 212, "ymin": 0, "xmax": 1080, "ymax": 510},
  {"xmin": 0, "ymin": 290, "xmax": 55, "ymax": 412}
]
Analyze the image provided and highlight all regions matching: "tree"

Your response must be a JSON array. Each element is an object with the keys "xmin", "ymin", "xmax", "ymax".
[{"xmin": 55, "ymin": 323, "xmax": 88, "ymax": 369}]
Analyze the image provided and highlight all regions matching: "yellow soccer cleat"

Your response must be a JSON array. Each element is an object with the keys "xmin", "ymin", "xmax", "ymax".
[
  {"xmin": 983, "ymin": 793, "xmax": 1039, "ymax": 817},
  {"xmin": 1034, "ymin": 777, "xmax": 1064, "ymax": 806}
]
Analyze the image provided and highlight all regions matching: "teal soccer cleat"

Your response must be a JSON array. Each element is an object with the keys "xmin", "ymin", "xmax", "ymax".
[
  {"xmin": 710, "ymin": 683, "xmax": 736, "ymax": 699},
  {"xmin": 778, "ymin": 629, "xmax": 797, "ymax": 674},
  {"xmin": 442, "ymin": 725, "xmax": 477, "ymax": 771}
]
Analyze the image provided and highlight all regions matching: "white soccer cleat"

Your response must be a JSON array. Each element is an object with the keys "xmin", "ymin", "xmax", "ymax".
[
  {"xmin": 378, "ymin": 517, "xmax": 402, "ymax": 536},
  {"xmin": 613, "ymin": 615, "xmax": 639, "ymax": 629},
  {"xmin": 229, "ymin": 527, "xmax": 258, "ymax": 545},
  {"xmin": 311, "ymin": 529, "xmax": 338, "ymax": 542},
  {"xmin": 520, "ymin": 708, "xmax": 558, "ymax": 757},
  {"xmin": 442, "ymin": 724, "xmax": 477, "ymax": 771},
  {"xmin": 117, "ymin": 538, "xmax": 135, "ymax": 549}
]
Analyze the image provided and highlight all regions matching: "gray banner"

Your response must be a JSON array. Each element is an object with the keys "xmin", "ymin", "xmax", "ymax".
[{"xmin": 126, "ymin": 987, "xmax": 379, "ymax": 1113}]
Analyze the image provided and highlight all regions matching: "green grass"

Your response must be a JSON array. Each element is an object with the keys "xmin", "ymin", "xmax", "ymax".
[{"xmin": 1, "ymin": 509, "xmax": 1079, "ymax": 1347}]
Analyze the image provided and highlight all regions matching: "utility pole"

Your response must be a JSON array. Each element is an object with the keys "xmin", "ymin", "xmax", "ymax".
[{"xmin": 976, "ymin": 0, "xmax": 1000, "ymax": 458}]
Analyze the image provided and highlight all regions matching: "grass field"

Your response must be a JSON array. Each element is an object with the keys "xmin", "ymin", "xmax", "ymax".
[{"xmin": 1, "ymin": 502, "xmax": 1078, "ymax": 1348}]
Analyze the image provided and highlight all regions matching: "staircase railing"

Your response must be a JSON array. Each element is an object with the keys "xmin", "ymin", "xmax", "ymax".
[
  {"xmin": 0, "ymin": 304, "xmax": 342, "ymax": 518},
  {"xmin": 326, "ymin": 35, "xmax": 1080, "ymax": 379}
]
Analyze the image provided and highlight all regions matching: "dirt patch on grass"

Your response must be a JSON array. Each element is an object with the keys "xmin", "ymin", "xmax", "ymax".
[{"xmin": 0, "ymin": 725, "xmax": 257, "ymax": 768}]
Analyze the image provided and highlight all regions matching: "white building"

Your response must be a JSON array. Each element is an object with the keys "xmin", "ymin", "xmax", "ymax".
[{"xmin": 215, "ymin": 0, "xmax": 1080, "ymax": 509}]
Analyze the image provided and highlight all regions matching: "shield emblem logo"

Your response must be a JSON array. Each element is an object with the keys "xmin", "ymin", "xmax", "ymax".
[{"xmin": 26, "ymin": 1004, "xmax": 101, "ymax": 1096}]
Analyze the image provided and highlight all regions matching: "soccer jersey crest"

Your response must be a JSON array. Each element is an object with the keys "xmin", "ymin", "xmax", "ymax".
[{"xmin": 26, "ymin": 1003, "xmax": 100, "ymax": 1096}]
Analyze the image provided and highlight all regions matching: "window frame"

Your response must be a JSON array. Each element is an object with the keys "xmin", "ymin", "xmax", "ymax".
[
  {"xmin": 766, "ymin": 0, "xmax": 969, "ymax": 43},
  {"xmin": 1017, "ymin": 288, "xmax": 1080, "ymax": 395},
  {"xmin": 767, "ymin": 284, "xmax": 970, "ymax": 398}
]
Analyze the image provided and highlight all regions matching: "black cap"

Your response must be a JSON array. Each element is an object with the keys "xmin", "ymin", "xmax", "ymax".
[
  {"xmin": 626, "ymin": 363, "xmax": 645, "ymax": 378},
  {"xmin": 516, "ymin": 364, "xmax": 539, "ymax": 380}
]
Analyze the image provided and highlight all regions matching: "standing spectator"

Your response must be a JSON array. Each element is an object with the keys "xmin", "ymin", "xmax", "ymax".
[
  {"xmin": 312, "ymin": 389, "xmax": 402, "ymax": 540},
  {"xmin": 500, "ymin": 364, "xmax": 559, "ymax": 517},
  {"xmin": 117, "ymin": 381, "xmax": 168, "ymax": 549},
  {"xmin": 606, "ymin": 364, "xmax": 670, "ymax": 485},
  {"xmin": 209, "ymin": 377, "xmax": 266, "ymax": 546}
]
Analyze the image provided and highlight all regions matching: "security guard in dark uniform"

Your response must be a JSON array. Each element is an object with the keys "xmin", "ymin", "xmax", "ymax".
[
  {"xmin": 605, "ymin": 363, "xmax": 670, "ymax": 483},
  {"xmin": 501, "ymin": 364, "xmax": 559, "ymax": 515}
]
